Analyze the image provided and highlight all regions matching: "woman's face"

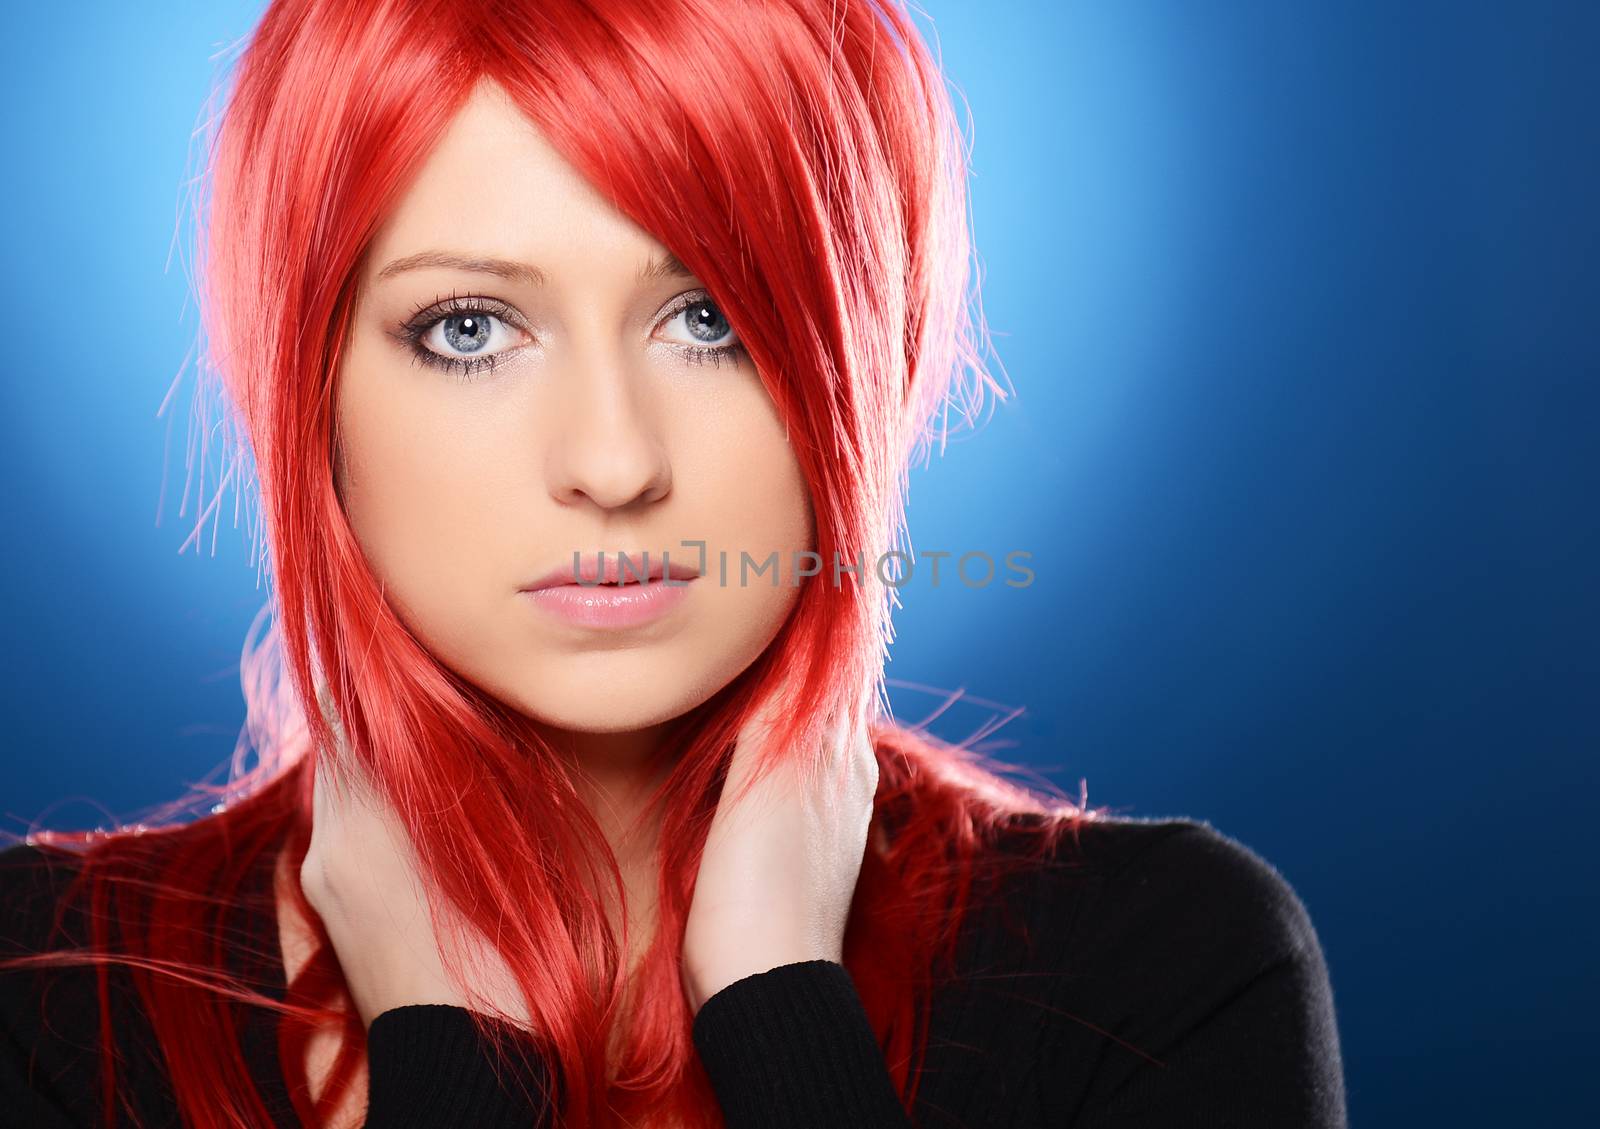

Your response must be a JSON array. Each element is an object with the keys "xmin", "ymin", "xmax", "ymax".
[{"xmin": 335, "ymin": 80, "xmax": 812, "ymax": 735}]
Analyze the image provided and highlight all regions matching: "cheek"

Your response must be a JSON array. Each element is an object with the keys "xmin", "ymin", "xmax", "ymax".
[
  {"xmin": 677, "ymin": 381, "xmax": 814, "ymax": 630},
  {"xmin": 682, "ymin": 375, "xmax": 812, "ymax": 555},
  {"xmin": 333, "ymin": 351, "xmax": 516, "ymax": 628}
]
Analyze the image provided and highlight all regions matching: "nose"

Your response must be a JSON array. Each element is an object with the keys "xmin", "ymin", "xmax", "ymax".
[{"xmin": 544, "ymin": 342, "xmax": 672, "ymax": 513}]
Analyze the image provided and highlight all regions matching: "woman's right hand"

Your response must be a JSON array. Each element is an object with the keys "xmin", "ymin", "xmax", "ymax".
[{"xmin": 299, "ymin": 748, "xmax": 532, "ymax": 1031}]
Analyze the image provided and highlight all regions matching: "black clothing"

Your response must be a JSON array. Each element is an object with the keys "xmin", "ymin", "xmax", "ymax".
[{"xmin": 0, "ymin": 817, "xmax": 1347, "ymax": 1126}]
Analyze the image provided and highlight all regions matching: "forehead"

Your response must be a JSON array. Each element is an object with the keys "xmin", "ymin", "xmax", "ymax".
[{"xmin": 363, "ymin": 81, "xmax": 662, "ymax": 275}]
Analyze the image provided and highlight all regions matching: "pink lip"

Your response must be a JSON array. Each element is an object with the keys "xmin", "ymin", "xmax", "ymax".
[
  {"xmin": 523, "ymin": 551, "xmax": 701, "ymax": 591},
  {"xmin": 521, "ymin": 576, "xmax": 696, "ymax": 629}
]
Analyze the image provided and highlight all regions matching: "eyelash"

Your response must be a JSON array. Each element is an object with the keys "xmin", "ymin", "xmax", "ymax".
[{"xmin": 391, "ymin": 289, "xmax": 746, "ymax": 381}]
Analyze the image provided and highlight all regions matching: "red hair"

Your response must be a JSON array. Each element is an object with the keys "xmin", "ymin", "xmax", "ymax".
[{"xmin": 2, "ymin": 2, "xmax": 1103, "ymax": 1126}]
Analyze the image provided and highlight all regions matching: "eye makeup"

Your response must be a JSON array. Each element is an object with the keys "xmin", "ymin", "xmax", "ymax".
[{"xmin": 387, "ymin": 288, "xmax": 746, "ymax": 381}]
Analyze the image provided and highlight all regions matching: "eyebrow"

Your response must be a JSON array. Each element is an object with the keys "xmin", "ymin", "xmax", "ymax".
[{"xmin": 373, "ymin": 249, "xmax": 694, "ymax": 286}]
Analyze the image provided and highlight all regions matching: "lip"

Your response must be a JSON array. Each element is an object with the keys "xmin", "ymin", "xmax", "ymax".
[
  {"xmin": 521, "ymin": 575, "xmax": 697, "ymax": 629},
  {"xmin": 522, "ymin": 551, "xmax": 701, "ymax": 591},
  {"xmin": 519, "ymin": 551, "xmax": 701, "ymax": 630}
]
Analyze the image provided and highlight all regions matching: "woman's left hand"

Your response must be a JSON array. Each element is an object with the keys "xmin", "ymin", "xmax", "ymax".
[{"xmin": 680, "ymin": 690, "xmax": 880, "ymax": 1016}]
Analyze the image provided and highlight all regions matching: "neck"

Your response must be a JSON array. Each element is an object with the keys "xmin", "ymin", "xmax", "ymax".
[{"xmin": 539, "ymin": 720, "xmax": 677, "ymax": 866}]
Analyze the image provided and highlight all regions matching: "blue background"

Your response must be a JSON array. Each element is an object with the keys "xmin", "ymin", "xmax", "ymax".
[{"xmin": 2, "ymin": 2, "xmax": 1594, "ymax": 1123}]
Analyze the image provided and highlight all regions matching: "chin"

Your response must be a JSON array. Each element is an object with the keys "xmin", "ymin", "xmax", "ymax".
[{"xmin": 506, "ymin": 666, "xmax": 710, "ymax": 735}]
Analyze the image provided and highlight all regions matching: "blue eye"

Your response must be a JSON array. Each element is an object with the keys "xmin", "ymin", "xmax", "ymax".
[
  {"xmin": 662, "ymin": 298, "xmax": 735, "ymax": 347},
  {"xmin": 396, "ymin": 295, "xmax": 530, "ymax": 380},
  {"xmin": 432, "ymin": 313, "xmax": 497, "ymax": 353},
  {"xmin": 392, "ymin": 288, "xmax": 745, "ymax": 380},
  {"xmin": 655, "ymin": 292, "xmax": 744, "ymax": 366}
]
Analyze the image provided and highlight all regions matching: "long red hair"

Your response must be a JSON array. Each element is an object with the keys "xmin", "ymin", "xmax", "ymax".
[{"xmin": 2, "ymin": 2, "xmax": 1102, "ymax": 1126}]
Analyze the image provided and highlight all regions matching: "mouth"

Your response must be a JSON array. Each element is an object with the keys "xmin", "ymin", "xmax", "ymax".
[
  {"xmin": 521, "ymin": 556, "xmax": 697, "ymax": 630},
  {"xmin": 521, "ymin": 551, "xmax": 702, "ymax": 591}
]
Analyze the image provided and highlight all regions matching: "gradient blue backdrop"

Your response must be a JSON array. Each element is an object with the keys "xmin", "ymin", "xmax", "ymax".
[{"xmin": 2, "ymin": 2, "xmax": 1594, "ymax": 1124}]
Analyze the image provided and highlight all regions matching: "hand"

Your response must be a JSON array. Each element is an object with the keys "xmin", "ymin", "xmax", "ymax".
[
  {"xmin": 299, "ymin": 746, "xmax": 533, "ymax": 1031},
  {"xmin": 680, "ymin": 688, "xmax": 880, "ymax": 1016}
]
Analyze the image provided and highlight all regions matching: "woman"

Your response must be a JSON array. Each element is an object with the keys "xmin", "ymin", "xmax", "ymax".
[{"xmin": 0, "ymin": 1, "xmax": 1347, "ymax": 1126}]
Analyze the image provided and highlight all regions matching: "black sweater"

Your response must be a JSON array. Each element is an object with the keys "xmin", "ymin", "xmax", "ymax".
[{"xmin": 0, "ymin": 816, "xmax": 1348, "ymax": 1127}]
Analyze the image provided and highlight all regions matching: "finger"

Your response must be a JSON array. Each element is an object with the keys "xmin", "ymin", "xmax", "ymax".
[
  {"xmin": 309, "ymin": 746, "xmax": 388, "ymax": 862},
  {"xmin": 725, "ymin": 689, "xmax": 792, "ymax": 798},
  {"xmin": 311, "ymin": 751, "xmax": 356, "ymax": 830},
  {"xmin": 852, "ymin": 724, "xmax": 880, "ymax": 795},
  {"xmin": 310, "ymin": 751, "xmax": 336, "ymax": 836},
  {"xmin": 733, "ymin": 685, "xmax": 790, "ymax": 760}
]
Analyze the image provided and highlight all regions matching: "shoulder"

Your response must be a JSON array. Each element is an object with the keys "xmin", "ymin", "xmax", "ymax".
[
  {"xmin": 1014, "ymin": 816, "xmax": 1347, "ymax": 1124},
  {"xmin": 0, "ymin": 841, "xmax": 106, "ymax": 1123},
  {"xmin": 1060, "ymin": 815, "xmax": 1325, "ymax": 966},
  {"xmin": 1, "ymin": 834, "xmax": 284, "ymax": 1124},
  {"xmin": 986, "ymin": 813, "xmax": 1318, "ymax": 944},
  {"xmin": 0, "ymin": 841, "xmax": 90, "ymax": 955},
  {"xmin": 1002, "ymin": 813, "xmax": 1333, "ymax": 1011}
]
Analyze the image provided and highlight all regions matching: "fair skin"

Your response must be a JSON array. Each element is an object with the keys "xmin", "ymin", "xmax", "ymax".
[{"xmin": 283, "ymin": 80, "xmax": 882, "ymax": 1121}]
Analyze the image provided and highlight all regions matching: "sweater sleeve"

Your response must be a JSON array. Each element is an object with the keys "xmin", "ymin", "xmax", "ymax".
[
  {"xmin": 1051, "ymin": 822, "xmax": 1349, "ymax": 1128},
  {"xmin": 362, "ymin": 1003, "xmax": 558, "ymax": 1128},
  {"xmin": 690, "ymin": 959, "xmax": 912, "ymax": 1128}
]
